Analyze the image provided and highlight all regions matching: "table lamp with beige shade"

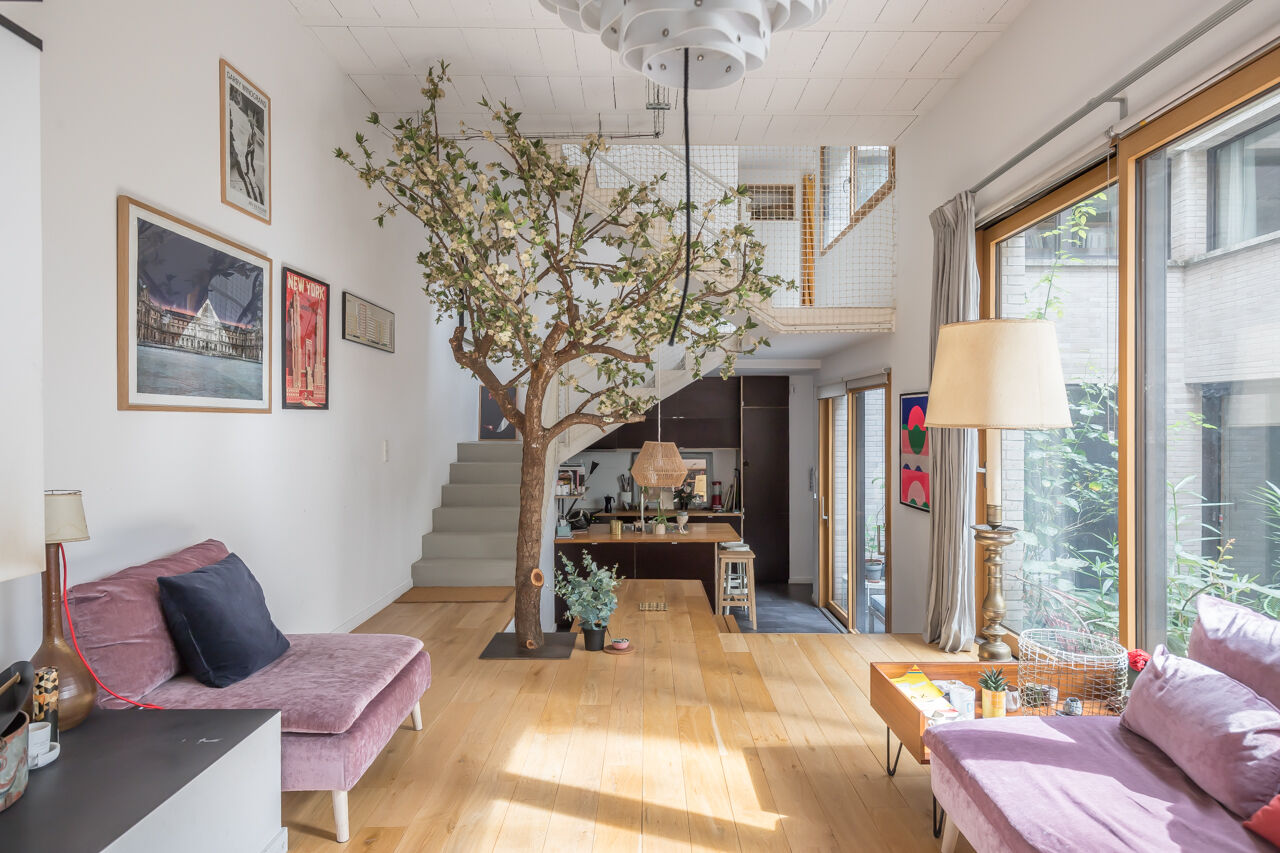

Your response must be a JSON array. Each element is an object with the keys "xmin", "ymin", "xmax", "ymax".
[
  {"xmin": 926, "ymin": 319, "xmax": 1072, "ymax": 662},
  {"xmin": 32, "ymin": 490, "xmax": 97, "ymax": 729}
]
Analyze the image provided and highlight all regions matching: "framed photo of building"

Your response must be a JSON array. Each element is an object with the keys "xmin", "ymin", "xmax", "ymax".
[
  {"xmin": 220, "ymin": 59, "xmax": 271, "ymax": 224},
  {"xmin": 117, "ymin": 195, "xmax": 272, "ymax": 412},
  {"xmin": 341, "ymin": 291, "xmax": 395, "ymax": 352},
  {"xmin": 899, "ymin": 391, "xmax": 930, "ymax": 512},
  {"xmin": 281, "ymin": 268, "xmax": 329, "ymax": 410},
  {"xmin": 479, "ymin": 387, "xmax": 517, "ymax": 440}
]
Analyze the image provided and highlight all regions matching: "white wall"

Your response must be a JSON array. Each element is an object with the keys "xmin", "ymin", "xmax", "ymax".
[
  {"xmin": 0, "ymin": 23, "xmax": 44, "ymax": 587},
  {"xmin": 0, "ymin": 0, "xmax": 476, "ymax": 664},
  {"xmin": 817, "ymin": 0, "xmax": 1280, "ymax": 635}
]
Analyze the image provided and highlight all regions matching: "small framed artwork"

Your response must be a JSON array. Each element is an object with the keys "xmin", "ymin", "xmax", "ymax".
[
  {"xmin": 479, "ymin": 387, "xmax": 517, "ymax": 440},
  {"xmin": 900, "ymin": 391, "xmax": 930, "ymax": 512},
  {"xmin": 220, "ymin": 59, "xmax": 271, "ymax": 224},
  {"xmin": 117, "ymin": 195, "xmax": 271, "ymax": 412},
  {"xmin": 281, "ymin": 268, "xmax": 329, "ymax": 410},
  {"xmin": 342, "ymin": 291, "xmax": 395, "ymax": 352}
]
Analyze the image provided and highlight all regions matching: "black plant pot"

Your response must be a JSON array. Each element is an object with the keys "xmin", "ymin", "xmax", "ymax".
[{"xmin": 582, "ymin": 626, "xmax": 606, "ymax": 651}]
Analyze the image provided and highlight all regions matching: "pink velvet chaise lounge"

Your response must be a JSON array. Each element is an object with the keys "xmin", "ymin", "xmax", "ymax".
[{"xmin": 65, "ymin": 539, "xmax": 431, "ymax": 843}]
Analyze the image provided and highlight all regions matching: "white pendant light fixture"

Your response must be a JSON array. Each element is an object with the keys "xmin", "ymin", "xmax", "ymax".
[{"xmin": 538, "ymin": 0, "xmax": 831, "ymax": 89}]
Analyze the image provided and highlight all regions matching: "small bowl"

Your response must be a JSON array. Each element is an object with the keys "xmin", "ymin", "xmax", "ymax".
[{"xmin": 610, "ymin": 638, "xmax": 630, "ymax": 650}]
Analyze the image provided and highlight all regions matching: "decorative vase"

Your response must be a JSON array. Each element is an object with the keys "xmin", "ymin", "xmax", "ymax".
[
  {"xmin": 676, "ymin": 512, "xmax": 689, "ymax": 529},
  {"xmin": 582, "ymin": 625, "xmax": 606, "ymax": 651},
  {"xmin": 0, "ymin": 712, "xmax": 29, "ymax": 814},
  {"xmin": 981, "ymin": 688, "xmax": 1007, "ymax": 718},
  {"xmin": 31, "ymin": 544, "xmax": 95, "ymax": 731},
  {"xmin": 653, "ymin": 523, "xmax": 667, "ymax": 535}
]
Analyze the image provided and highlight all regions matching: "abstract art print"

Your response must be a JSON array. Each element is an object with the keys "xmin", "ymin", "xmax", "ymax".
[
  {"xmin": 117, "ymin": 196, "xmax": 271, "ymax": 412},
  {"xmin": 220, "ymin": 59, "xmax": 271, "ymax": 223},
  {"xmin": 900, "ymin": 392, "xmax": 930, "ymax": 511},
  {"xmin": 479, "ymin": 387, "xmax": 517, "ymax": 440},
  {"xmin": 281, "ymin": 268, "xmax": 329, "ymax": 410}
]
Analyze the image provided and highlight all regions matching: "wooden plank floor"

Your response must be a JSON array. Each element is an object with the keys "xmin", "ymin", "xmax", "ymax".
[{"xmin": 284, "ymin": 580, "xmax": 977, "ymax": 852}]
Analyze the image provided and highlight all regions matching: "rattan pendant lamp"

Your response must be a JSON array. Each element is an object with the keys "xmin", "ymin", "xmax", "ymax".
[{"xmin": 631, "ymin": 365, "xmax": 687, "ymax": 490}]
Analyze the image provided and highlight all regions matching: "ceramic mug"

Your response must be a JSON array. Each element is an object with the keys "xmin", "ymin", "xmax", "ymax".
[{"xmin": 27, "ymin": 722, "xmax": 50, "ymax": 760}]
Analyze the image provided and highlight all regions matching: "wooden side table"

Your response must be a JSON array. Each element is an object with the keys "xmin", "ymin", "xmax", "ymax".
[{"xmin": 869, "ymin": 660, "xmax": 1018, "ymax": 839}]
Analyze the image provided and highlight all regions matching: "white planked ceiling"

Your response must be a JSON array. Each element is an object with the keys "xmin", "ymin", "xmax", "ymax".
[{"xmin": 289, "ymin": 0, "xmax": 1029, "ymax": 144}]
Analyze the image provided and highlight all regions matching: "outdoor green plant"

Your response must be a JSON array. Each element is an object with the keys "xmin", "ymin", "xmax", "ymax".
[
  {"xmin": 977, "ymin": 667, "xmax": 1010, "ymax": 693},
  {"xmin": 337, "ymin": 62, "xmax": 787, "ymax": 650},
  {"xmin": 554, "ymin": 551, "xmax": 621, "ymax": 629}
]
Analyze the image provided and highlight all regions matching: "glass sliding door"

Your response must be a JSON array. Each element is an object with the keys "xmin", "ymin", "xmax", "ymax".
[
  {"xmin": 992, "ymin": 182, "xmax": 1120, "ymax": 638},
  {"xmin": 1139, "ymin": 85, "xmax": 1280, "ymax": 652},
  {"xmin": 852, "ymin": 384, "xmax": 889, "ymax": 633},
  {"xmin": 819, "ymin": 385, "xmax": 890, "ymax": 631},
  {"xmin": 829, "ymin": 393, "xmax": 851, "ymax": 622}
]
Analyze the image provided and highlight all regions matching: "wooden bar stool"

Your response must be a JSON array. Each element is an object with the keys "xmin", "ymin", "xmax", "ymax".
[{"xmin": 716, "ymin": 548, "xmax": 757, "ymax": 630}]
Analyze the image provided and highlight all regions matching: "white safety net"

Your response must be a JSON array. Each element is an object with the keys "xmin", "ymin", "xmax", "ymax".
[{"xmin": 561, "ymin": 143, "xmax": 897, "ymax": 332}]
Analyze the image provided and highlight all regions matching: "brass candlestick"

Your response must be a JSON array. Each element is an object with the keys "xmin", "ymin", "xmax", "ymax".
[{"xmin": 974, "ymin": 503, "xmax": 1016, "ymax": 662}]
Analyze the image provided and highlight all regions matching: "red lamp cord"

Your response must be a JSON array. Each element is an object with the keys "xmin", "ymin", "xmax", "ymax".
[{"xmin": 60, "ymin": 543, "xmax": 164, "ymax": 710}]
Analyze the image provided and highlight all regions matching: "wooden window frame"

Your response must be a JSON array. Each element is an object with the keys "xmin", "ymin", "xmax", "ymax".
[
  {"xmin": 973, "ymin": 43, "xmax": 1280, "ymax": 653},
  {"xmin": 819, "ymin": 146, "xmax": 896, "ymax": 256}
]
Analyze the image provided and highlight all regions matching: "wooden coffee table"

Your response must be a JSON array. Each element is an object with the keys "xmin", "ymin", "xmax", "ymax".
[
  {"xmin": 869, "ymin": 660, "xmax": 1019, "ymax": 774},
  {"xmin": 869, "ymin": 660, "xmax": 1019, "ymax": 838}
]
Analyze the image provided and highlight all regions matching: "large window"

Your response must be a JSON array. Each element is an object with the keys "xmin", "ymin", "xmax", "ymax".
[
  {"xmin": 1140, "ymin": 85, "xmax": 1280, "ymax": 653},
  {"xmin": 974, "ymin": 45, "xmax": 1280, "ymax": 652},
  {"xmin": 995, "ymin": 186, "xmax": 1120, "ymax": 637}
]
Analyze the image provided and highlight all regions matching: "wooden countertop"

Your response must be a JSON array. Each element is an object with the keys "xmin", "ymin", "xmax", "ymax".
[
  {"xmin": 593, "ymin": 510, "xmax": 742, "ymax": 518},
  {"xmin": 554, "ymin": 522, "xmax": 741, "ymax": 545}
]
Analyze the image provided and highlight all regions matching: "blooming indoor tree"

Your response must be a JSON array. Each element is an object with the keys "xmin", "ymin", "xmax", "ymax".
[{"xmin": 337, "ymin": 63, "xmax": 786, "ymax": 650}]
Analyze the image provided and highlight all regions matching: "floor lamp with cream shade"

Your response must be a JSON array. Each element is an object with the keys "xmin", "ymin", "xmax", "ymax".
[{"xmin": 926, "ymin": 319, "xmax": 1072, "ymax": 661}]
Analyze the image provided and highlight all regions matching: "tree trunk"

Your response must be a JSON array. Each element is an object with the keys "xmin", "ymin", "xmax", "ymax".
[{"xmin": 514, "ymin": 434, "xmax": 548, "ymax": 650}]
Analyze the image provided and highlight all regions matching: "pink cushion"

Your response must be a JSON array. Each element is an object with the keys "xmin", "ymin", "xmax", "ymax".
[
  {"xmin": 1189, "ymin": 595, "xmax": 1280, "ymax": 709},
  {"xmin": 66, "ymin": 540, "xmax": 230, "ymax": 706},
  {"xmin": 926, "ymin": 716, "xmax": 1276, "ymax": 853},
  {"xmin": 1246, "ymin": 793, "xmax": 1280, "ymax": 847},
  {"xmin": 1121, "ymin": 645, "xmax": 1280, "ymax": 819},
  {"xmin": 281, "ymin": 650, "xmax": 431, "ymax": 791},
  {"xmin": 140, "ymin": 633, "xmax": 424, "ymax": 734}
]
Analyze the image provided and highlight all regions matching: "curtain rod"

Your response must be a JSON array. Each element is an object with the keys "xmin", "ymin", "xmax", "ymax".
[{"xmin": 967, "ymin": 0, "xmax": 1255, "ymax": 195}]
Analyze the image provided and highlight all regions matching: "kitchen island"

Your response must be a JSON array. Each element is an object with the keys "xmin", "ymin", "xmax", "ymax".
[{"xmin": 553, "ymin": 523, "xmax": 741, "ymax": 624}]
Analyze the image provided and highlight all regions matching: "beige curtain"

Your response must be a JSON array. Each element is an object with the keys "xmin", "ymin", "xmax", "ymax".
[
  {"xmin": 922, "ymin": 192, "xmax": 979, "ymax": 653},
  {"xmin": 801, "ymin": 174, "xmax": 816, "ymax": 306}
]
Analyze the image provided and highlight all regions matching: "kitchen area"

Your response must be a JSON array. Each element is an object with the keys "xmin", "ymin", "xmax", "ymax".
[{"xmin": 552, "ymin": 374, "xmax": 844, "ymax": 632}]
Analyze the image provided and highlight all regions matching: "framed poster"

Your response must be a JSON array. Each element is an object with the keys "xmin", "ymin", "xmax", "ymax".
[
  {"xmin": 479, "ymin": 387, "xmax": 517, "ymax": 440},
  {"xmin": 220, "ymin": 59, "xmax": 271, "ymax": 224},
  {"xmin": 899, "ymin": 391, "xmax": 930, "ymax": 512},
  {"xmin": 117, "ymin": 195, "xmax": 271, "ymax": 412},
  {"xmin": 281, "ymin": 268, "xmax": 330, "ymax": 410},
  {"xmin": 341, "ymin": 291, "xmax": 395, "ymax": 352}
]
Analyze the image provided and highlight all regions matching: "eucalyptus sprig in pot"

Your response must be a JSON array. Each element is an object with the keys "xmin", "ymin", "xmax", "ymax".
[
  {"xmin": 554, "ymin": 551, "xmax": 621, "ymax": 652},
  {"xmin": 978, "ymin": 667, "xmax": 1014, "ymax": 719}
]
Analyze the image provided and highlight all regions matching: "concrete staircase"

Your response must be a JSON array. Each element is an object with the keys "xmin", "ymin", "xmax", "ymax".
[{"xmin": 411, "ymin": 441, "xmax": 521, "ymax": 587}]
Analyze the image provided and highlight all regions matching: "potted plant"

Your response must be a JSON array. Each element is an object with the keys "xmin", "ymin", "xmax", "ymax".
[
  {"xmin": 554, "ymin": 551, "xmax": 621, "ymax": 651},
  {"xmin": 978, "ymin": 667, "xmax": 1012, "ymax": 718},
  {"xmin": 652, "ymin": 510, "xmax": 668, "ymax": 536}
]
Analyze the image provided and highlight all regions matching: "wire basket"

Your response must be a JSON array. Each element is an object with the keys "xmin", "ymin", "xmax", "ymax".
[{"xmin": 1017, "ymin": 629, "xmax": 1128, "ymax": 717}]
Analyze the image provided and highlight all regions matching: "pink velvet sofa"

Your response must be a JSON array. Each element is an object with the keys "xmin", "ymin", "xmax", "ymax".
[
  {"xmin": 924, "ymin": 595, "xmax": 1280, "ymax": 852},
  {"xmin": 66, "ymin": 540, "xmax": 431, "ymax": 843}
]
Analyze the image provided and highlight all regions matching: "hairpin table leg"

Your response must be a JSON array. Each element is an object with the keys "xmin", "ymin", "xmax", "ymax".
[
  {"xmin": 933, "ymin": 796, "xmax": 946, "ymax": 838},
  {"xmin": 885, "ymin": 727, "xmax": 903, "ymax": 776}
]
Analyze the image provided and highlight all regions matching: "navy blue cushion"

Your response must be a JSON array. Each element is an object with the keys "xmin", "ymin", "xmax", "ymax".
[{"xmin": 157, "ymin": 553, "xmax": 290, "ymax": 688}]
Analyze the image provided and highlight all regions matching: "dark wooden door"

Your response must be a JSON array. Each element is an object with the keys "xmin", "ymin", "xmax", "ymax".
[{"xmin": 741, "ymin": 377, "xmax": 790, "ymax": 584}]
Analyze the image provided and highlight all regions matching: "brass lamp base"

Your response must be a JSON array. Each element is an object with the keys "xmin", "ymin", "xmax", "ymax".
[
  {"xmin": 974, "ymin": 503, "xmax": 1016, "ymax": 662},
  {"xmin": 31, "ymin": 543, "xmax": 96, "ymax": 730}
]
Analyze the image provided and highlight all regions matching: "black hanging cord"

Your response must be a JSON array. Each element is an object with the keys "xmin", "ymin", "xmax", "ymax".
[{"xmin": 667, "ymin": 47, "xmax": 691, "ymax": 346}]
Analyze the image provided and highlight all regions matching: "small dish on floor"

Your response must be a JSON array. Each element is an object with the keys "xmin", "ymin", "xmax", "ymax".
[{"xmin": 603, "ymin": 644, "xmax": 636, "ymax": 656}]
